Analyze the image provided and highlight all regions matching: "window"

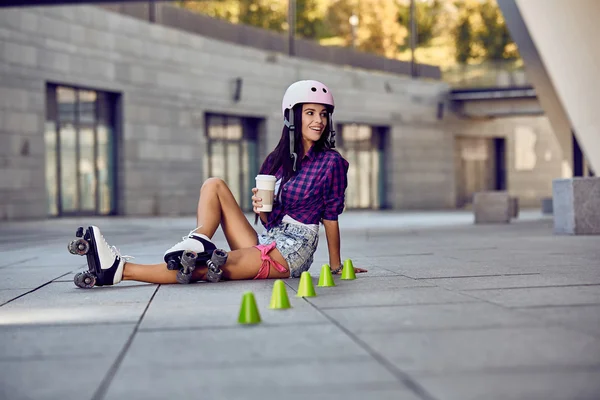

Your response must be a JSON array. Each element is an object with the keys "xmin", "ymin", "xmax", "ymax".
[
  {"xmin": 45, "ymin": 84, "xmax": 119, "ymax": 216},
  {"xmin": 338, "ymin": 123, "xmax": 387, "ymax": 209},
  {"xmin": 205, "ymin": 114, "xmax": 261, "ymax": 211}
]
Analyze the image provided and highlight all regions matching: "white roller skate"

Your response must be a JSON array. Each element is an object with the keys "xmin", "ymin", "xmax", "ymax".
[
  {"xmin": 68, "ymin": 226, "xmax": 131, "ymax": 289},
  {"xmin": 163, "ymin": 228, "xmax": 228, "ymax": 284}
]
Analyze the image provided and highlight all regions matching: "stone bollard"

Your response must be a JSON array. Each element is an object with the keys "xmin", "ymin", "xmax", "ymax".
[
  {"xmin": 473, "ymin": 191, "xmax": 511, "ymax": 224},
  {"xmin": 553, "ymin": 177, "xmax": 600, "ymax": 235}
]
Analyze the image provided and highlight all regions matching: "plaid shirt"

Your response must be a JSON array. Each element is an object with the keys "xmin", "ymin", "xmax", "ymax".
[{"xmin": 260, "ymin": 148, "xmax": 349, "ymax": 230}]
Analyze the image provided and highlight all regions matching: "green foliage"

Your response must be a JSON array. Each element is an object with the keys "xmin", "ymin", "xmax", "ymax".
[
  {"xmin": 238, "ymin": 0, "xmax": 286, "ymax": 32},
  {"xmin": 174, "ymin": 0, "xmax": 520, "ymax": 67},
  {"xmin": 476, "ymin": 0, "xmax": 518, "ymax": 61},
  {"xmin": 296, "ymin": 0, "xmax": 325, "ymax": 39},
  {"xmin": 397, "ymin": 0, "xmax": 443, "ymax": 48},
  {"xmin": 454, "ymin": 11, "xmax": 472, "ymax": 63}
]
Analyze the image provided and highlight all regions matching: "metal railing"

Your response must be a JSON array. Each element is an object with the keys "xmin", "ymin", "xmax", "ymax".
[{"xmin": 443, "ymin": 61, "xmax": 529, "ymax": 89}]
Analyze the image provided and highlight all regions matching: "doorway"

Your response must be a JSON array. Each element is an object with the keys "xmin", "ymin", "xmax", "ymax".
[
  {"xmin": 45, "ymin": 84, "xmax": 119, "ymax": 216},
  {"xmin": 455, "ymin": 136, "xmax": 507, "ymax": 208}
]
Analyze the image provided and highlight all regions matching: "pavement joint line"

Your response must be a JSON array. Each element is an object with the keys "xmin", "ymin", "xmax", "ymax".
[
  {"xmin": 418, "ymin": 272, "xmax": 542, "ymax": 280},
  {"xmin": 461, "ymin": 283, "xmax": 600, "ymax": 291},
  {"xmin": 0, "ymin": 271, "xmax": 72, "ymax": 307},
  {"xmin": 319, "ymin": 300, "xmax": 478, "ymax": 310},
  {"xmin": 91, "ymin": 284, "xmax": 161, "ymax": 400},
  {"xmin": 507, "ymin": 302, "xmax": 600, "ymax": 309},
  {"xmin": 126, "ymin": 355, "xmax": 375, "ymax": 371},
  {"xmin": 303, "ymin": 299, "xmax": 439, "ymax": 400},
  {"xmin": 353, "ymin": 253, "xmax": 435, "ymax": 258},
  {"xmin": 0, "ymin": 256, "xmax": 39, "ymax": 269},
  {"xmin": 410, "ymin": 363, "xmax": 600, "ymax": 377},
  {"xmin": 0, "ymin": 321, "xmax": 137, "ymax": 329},
  {"xmin": 137, "ymin": 320, "xmax": 331, "ymax": 333}
]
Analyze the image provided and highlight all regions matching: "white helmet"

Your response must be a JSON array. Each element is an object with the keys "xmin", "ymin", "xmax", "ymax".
[
  {"xmin": 281, "ymin": 80, "xmax": 336, "ymax": 172},
  {"xmin": 281, "ymin": 80, "xmax": 335, "ymax": 116}
]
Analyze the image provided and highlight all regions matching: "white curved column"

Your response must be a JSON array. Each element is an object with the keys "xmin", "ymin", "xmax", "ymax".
[{"xmin": 516, "ymin": 0, "xmax": 600, "ymax": 174}]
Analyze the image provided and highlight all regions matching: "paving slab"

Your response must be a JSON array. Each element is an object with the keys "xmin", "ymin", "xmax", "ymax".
[
  {"xmin": 106, "ymin": 360, "xmax": 418, "ymax": 400},
  {"xmin": 0, "ymin": 358, "xmax": 116, "ymax": 400},
  {"xmin": 517, "ymin": 305, "xmax": 600, "ymax": 338},
  {"xmin": 0, "ymin": 282, "xmax": 155, "ymax": 326},
  {"xmin": 0, "ymin": 211, "xmax": 598, "ymax": 399},
  {"xmin": 123, "ymin": 324, "xmax": 369, "ymax": 368},
  {"xmin": 466, "ymin": 285, "xmax": 600, "ymax": 307},
  {"xmin": 415, "ymin": 369, "xmax": 600, "ymax": 400},
  {"xmin": 141, "ymin": 284, "xmax": 328, "ymax": 330},
  {"xmin": 358, "ymin": 326, "xmax": 600, "ymax": 374},
  {"xmin": 0, "ymin": 289, "xmax": 30, "ymax": 305},
  {"xmin": 301, "ymin": 286, "xmax": 477, "ymax": 309},
  {"xmin": 0, "ymin": 267, "xmax": 71, "ymax": 290},
  {"xmin": 323, "ymin": 302, "xmax": 544, "ymax": 334},
  {"xmin": 424, "ymin": 273, "xmax": 600, "ymax": 290},
  {"xmin": 0, "ymin": 324, "xmax": 135, "ymax": 360}
]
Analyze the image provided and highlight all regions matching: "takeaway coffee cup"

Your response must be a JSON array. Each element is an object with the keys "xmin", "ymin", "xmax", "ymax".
[{"xmin": 255, "ymin": 174, "xmax": 277, "ymax": 212}]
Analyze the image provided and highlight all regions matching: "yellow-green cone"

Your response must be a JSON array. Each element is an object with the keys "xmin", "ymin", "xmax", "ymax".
[
  {"xmin": 269, "ymin": 279, "xmax": 291, "ymax": 309},
  {"xmin": 318, "ymin": 264, "xmax": 336, "ymax": 287},
  {"xmin": 296, "ymin": 271, "xmax": 317, "ymax": 297},
  {"xmin": 238, "ymin": 291, "xmax": 261, "ymax": 324},
  {"xmin": 341, "ymin": 259, "xmax": 357, "ymax": 280}
]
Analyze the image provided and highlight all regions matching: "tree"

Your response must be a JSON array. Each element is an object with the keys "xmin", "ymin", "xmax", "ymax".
[
  {"xmin": 324, "ymin": 0, "xmax": 407, "ymax": 57},
  {"xmin": 397, "ymin": 0, "xmax": 443, "ymax": 48},
  {"xmin": 454, "ymin": 11, "xmax": 472, "ymax": 63},
  {"xmin": 296, "ymin": 0, "xmax": 326, "ymax": 40},
  {"xmin": 238, "ymin": 0, "xmax": 287, "ymax": 32},
  {"xmin": 477, "ymin": 0, "xmax": 518, "ymax": 61}
]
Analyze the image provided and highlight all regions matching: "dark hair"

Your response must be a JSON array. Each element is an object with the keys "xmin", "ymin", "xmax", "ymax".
[{"xmin": 254, "ymin": 103, "xmax": 334, "ymax": 224}]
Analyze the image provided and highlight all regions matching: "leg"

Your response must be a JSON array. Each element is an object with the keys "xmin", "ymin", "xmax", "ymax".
[
  {"xmin": 196, "ymin": 177, "xmax": 258, "ymax": 250},
  {"xmin": 123, "ymin": 247, "xmax": 289, "ymax": 284}
]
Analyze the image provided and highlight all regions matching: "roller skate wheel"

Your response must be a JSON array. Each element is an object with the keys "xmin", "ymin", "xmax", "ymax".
[
  {"xmin": 68, "ymin": 239, "xmax": 89, "ymax": 255},
  {"xmin": 74, "ymin": 272, "xmax": 96, "ymax": 289},
  {"xmin": 211, "ymin": 249, "xmax": 228, "ymax": 266},
  {"xmin": 181, "ymin": 251, "xmax": 198, "ymax": 265},
  {"xmin": 166, "ymin": 258, "xmax": 180, "ymax": 271},
  {"xmin": 180, "ymin": 251, "xmax": 198, "ymax": 274},
  {"xmin": 176, "ymin": 271, "xmax": 192, "ymax": 284},
  {"xmin": 206, "ymin": 268, "xmax": 223, "ymax": 283}
]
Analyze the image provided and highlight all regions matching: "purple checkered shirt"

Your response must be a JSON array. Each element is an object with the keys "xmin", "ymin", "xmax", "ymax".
[{"xmin": 260, "ymin": 147, "xmax": 349, "ymax": 230}]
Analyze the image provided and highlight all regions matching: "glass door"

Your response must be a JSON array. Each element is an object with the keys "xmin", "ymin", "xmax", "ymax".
[
  {"xmin": 339, "ymin": 124, "xmax": 385, "ymax": 209},
  {"xmin": 45, "ymin": 85, "xmax": 117, "ymax": 216},
  {"xmin": 206, "ymin": 114, "xmax": 260, "ymax": 212}
]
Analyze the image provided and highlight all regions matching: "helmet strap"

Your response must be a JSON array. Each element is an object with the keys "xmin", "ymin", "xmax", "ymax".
[
  {"xmin": 327, "ymin": 113, "xmax": 336, "ymax": 149},
  {"xmin": 285, "ymin": 109, "xmax": 298, "ymax": 172}
]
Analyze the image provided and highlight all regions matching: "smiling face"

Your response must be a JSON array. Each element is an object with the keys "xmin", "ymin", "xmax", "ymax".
[{"xmin": 300, "ymin": 103, "xmax": 328, "ymax": 148}]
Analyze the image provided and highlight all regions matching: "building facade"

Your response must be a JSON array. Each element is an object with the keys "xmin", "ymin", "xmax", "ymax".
[{"xmin": 0, "ymin": 4, "xmax": 564, "ymax": 220}]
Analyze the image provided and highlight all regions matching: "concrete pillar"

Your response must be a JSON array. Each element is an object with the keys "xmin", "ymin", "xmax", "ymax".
[{"xmin": 553, "ymin": 177, "xmax": 600, "ymax": 235}]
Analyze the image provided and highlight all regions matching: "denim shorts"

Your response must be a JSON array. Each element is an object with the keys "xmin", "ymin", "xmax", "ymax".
[{"xmin": 257, "ymin": 222, "xmax": 319, "ymax": 278}]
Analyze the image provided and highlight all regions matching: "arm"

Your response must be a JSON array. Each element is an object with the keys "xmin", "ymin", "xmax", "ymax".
[{"xmin": 323, "ymin": 219, "xmax": 342, "ymax": 271}]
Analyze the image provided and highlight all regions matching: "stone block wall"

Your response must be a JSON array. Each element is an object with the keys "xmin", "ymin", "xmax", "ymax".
[
  {"xmin": 0, "ymin": 5, "xmax": 450, "ymax": 219},
  {"xmin": 449, "ymin": 115, "xmax": 566, "ymax": 208}
]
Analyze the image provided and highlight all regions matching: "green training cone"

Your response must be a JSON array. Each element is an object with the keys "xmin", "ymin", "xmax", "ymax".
[
  {"xmin": 296, "ymin": 271, "xmax": 317, "ymax": 297},
  {"xmin": 318, "ymin": 264, "xmax": 336, "ymax": 287},
  {"xmin": 269, "ymin": 279, "xmax": 291, "ymax": 309},
  {"xmin": 341, "ymin": 259, "xmax": 357, "ymax": 280},
  {"xmin": 238, "ymin": 291, "xmax": 261, "ymax": 324}
]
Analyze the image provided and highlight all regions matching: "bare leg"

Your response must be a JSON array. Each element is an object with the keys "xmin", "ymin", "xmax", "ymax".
[
  {"xmin": 195, "ymin": 177, "xmax": 258, "ymax": 250},
  {"xmin": 123, "ymin": 247, "xmax": 289, "ymax": 284}
]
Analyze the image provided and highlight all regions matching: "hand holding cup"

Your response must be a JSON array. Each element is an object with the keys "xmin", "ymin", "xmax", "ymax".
[
  {"xmin": 251, "ymin": 188, "xmax": 263, "ymax": 215},
  {"xmin": 254, "ymin": 175, "xmax": 276, "ymax": 214}
]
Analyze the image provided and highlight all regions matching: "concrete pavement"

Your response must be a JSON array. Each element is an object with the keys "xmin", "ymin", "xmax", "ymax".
[{"xmin": 1, "ymin": 210, "xmax": 599, "ymax": 400}]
